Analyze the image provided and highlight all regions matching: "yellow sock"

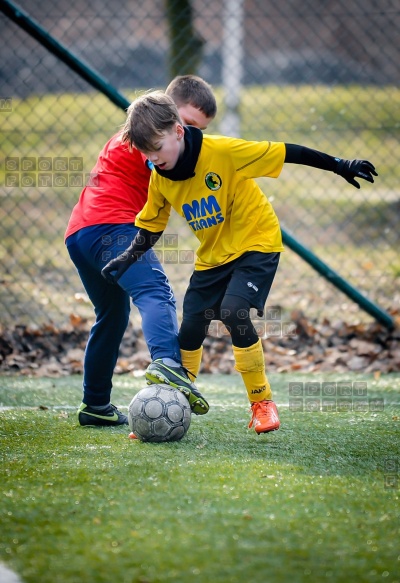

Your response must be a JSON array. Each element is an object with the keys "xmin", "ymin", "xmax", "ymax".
[
  {"xmin": 233, "ymin": 339, "xmax": 272, "ymax": 402},
  {"xmin": 181, "ymin": 347, "xmax": 203, "ymax": 381}
]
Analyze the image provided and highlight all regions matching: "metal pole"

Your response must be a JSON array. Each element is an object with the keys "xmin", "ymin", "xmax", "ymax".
[{"xmin": 221, "ymin": 0, "xmax": 244, "ymax": 137}]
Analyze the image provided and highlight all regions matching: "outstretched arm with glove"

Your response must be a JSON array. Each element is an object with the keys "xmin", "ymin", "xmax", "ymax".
[{"xmin": 284, "ymin": 143, "xmax": 377, "ymax": 189}]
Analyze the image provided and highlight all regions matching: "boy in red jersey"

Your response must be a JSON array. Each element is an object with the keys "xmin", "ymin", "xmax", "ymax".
[
  {"xmin": 65, "ymin": 77, "xmax": 216, "ymax": 427},
  {"xmin": 102, "ymin": 91, "xmax": 377, "ymax": 435}
]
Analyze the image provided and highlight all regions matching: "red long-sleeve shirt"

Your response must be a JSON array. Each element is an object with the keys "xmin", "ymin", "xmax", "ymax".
[{"xmin": 65, "ymin": 132, "xmax": 151, "ymax": 240}]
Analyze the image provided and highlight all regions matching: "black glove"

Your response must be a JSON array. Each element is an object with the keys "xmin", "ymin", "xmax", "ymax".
[
  {"xmin": 335, "ymin": 159, "xmax": 378, "ymax": 189},
  {"xmin": 101, "ymin": 228, "xmax": 163, "ymax": 285},
  {"xmin": 101, "ymin": 249, "xmax": 137, "ymax": 284}
]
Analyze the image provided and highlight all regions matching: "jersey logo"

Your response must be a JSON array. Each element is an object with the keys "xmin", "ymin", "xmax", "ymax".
[
  {"xmin": 205, "ymin": 172, "xmax": 222, "ymax": 191},
  {"xmin": 182, "ymin": 195, "xmax": 224, "ymax": 232}
]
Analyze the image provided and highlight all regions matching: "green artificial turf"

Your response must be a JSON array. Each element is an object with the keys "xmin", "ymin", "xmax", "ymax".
[{"xmin": 0, "ymin": 372, "xmax": 399, "ymax": 583}]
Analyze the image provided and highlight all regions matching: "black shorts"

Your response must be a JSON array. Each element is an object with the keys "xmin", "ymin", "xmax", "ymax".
[{"xmin": 182, "ymin": 251, "xmax": 280, "ymax": 321}]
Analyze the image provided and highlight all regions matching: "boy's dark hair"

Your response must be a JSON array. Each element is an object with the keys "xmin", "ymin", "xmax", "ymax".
[
  {"xmin": 122, "ymin": 91, "xmax": 181, "ymax": 151},
  {"xmin": 165, "ymin": 75, "xmax": 217, "ymax": 119}
]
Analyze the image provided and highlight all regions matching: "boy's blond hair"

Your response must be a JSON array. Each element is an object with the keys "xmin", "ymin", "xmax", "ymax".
[{"xmin": 122, "ymin": 91, "xmax": 181, "ymax": 152}]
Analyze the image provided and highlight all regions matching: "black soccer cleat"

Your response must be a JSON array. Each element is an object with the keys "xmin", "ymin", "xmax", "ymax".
[
  {"xmin": 145, "ymin": 359, "xmax": 209, "ymax": 415},
  {"xmin": 77, "ymin": 403, "xmax": 128, "ymax": 426}
]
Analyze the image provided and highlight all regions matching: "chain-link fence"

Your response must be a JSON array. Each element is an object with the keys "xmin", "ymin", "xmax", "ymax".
[{"xmin": 1, "ymin": 0, "xmax": 399, "ymax": 330}]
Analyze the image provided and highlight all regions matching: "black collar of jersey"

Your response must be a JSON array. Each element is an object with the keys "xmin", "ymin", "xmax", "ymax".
[{"xmin": 154, "ymin": 126, "xmax": 203, "ymax": 181}]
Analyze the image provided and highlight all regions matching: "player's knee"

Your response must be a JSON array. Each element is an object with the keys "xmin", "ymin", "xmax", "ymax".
[
  {"xmin": 220, "ymin": 295, "xmax": 258, "ymax": 346},
  {"xmin": 220, "ymin": 295, "xmax": 250, "ymax": 327}
]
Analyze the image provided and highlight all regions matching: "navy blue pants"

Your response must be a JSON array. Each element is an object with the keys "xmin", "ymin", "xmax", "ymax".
[{"xmin": 66, "ymin": 224, "xmax": 181, "ymax": 406}]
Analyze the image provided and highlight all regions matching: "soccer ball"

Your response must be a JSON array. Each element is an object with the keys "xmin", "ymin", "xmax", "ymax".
[{"xmin": 128, "ymin": 384, "xmax": 191, "ymax": 442}]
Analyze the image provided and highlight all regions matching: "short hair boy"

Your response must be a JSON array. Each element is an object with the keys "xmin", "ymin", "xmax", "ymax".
[{"xmin": 166, "ymin": 75, "xmax": 217, "ymax": 127}]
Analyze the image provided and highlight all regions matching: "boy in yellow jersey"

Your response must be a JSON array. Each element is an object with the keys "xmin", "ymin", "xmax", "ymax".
[{"xmin": 102, "ymin": 91, "xmax": 377, "ymax": 434}]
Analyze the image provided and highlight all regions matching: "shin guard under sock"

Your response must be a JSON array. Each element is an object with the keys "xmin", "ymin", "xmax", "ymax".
[{"xmin": 233, "ymin": 338, "xmax": 272, "ymax": 402}]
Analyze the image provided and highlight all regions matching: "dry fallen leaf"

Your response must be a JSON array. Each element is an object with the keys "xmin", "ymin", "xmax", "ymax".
[{"xmin": 0, "ymin": 311, "xmax": 399, "ymax": 376}]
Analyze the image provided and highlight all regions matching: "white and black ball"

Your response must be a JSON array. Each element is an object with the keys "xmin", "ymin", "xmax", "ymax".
[{"xmin": 128, "ymin": 384, "xmax": 191, "ymax": 442}]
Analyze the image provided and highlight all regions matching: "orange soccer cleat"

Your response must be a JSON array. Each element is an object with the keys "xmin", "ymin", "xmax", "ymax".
[{"xmin": 248, "ymin": 400, "xmax": 280, "ymax": 434}]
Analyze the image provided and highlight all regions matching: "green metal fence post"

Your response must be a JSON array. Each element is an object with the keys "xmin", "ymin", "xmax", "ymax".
[
  {"xmin": 0, "ymin": 0, "xmax": 130, "ymax": 110},
  {"xmin": 282, "ymin": 230, "xmax": 394, "ymax": 329}
]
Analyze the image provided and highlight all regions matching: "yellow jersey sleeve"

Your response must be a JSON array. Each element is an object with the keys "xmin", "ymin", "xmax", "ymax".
[
  {"xmin": 135, "ymin": 176, "xmax": 171, "ymax": 232},
  {"xmin": 218, "ymin": 136, "xmax": 285, "ymax": 180}
]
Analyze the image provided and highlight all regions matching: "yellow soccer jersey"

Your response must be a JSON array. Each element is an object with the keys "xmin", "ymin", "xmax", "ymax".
[{"xmin": 135, "ymin": 134, "xmax": 286, "ymax": 270}]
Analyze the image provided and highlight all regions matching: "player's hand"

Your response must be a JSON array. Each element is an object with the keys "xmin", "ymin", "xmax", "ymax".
[
  {"xmin": 335, "ymin": 159, "xmax": 378, "ymax": 189},
  {"xmin": 101, "ymin": 251, "xmax": 135, "ymax": 284}
]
